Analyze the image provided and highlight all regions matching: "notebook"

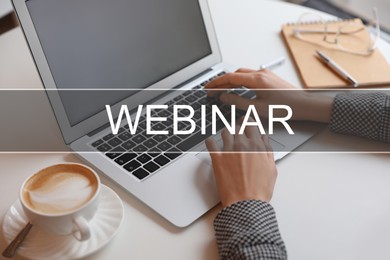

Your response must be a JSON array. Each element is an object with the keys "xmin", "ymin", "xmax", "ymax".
[{"xmin": 281, "ymin": 18, "xmax": 390, "ymax": 88}]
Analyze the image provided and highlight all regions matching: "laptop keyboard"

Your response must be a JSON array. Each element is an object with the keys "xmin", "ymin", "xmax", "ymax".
[{"xmin": 91, "ymin": 72, "xmax": 256, "ymax": 181}]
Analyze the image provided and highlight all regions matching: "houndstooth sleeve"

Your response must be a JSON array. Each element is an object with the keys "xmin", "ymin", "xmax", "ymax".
[
  {"xmin": 330, "ymin": 92, "xmax": 390, "ymax": 143},
  {"xmin": 214, "ymin": 200, "xmax": 287, "ymax": 260}
]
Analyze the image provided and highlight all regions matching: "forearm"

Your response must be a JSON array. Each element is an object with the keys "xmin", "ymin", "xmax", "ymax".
[
  {"xmin": 330, "ymin": 92, "xmax": 390, "ymax": 143},
  {"xmin": 214, "ymin": 200, "xmax": 287, "ymax": 260}
]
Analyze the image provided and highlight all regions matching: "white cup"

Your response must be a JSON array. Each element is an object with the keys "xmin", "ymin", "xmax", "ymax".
[{"xmin": 19, "ymin": 163, "xmax": 100, "ymax": 241}]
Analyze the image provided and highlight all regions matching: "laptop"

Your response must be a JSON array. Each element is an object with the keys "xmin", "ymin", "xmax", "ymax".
[{"xmin": 12, "ymin": 0, "xmax": 323, "ymax": 227}]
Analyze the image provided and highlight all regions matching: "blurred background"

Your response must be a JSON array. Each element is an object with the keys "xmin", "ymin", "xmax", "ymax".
[
  {"xmin": 1, "ymin": 0, "xmax": 389, "ymax": 39},
  {"xmin": 284, "ymin": 0, "xmax": 390, "ymax": 38},
  {"xmin": 0, "ymin": 0, "xmax": 16, "ymax": 35}
]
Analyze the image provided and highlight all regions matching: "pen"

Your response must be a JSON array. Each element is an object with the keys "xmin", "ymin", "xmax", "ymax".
[
  {"xmin": 259, "ymin": 56, "xmax": 286, "ymax": 70},
  {"xmin": 316, "ymin": 50, "xmax": 359, "ymax": 87}
]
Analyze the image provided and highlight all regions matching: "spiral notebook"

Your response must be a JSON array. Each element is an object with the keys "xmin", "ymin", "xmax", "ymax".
[{"xmin": 281, "ymin": 18, "xmax": 390, "ymax": 88}]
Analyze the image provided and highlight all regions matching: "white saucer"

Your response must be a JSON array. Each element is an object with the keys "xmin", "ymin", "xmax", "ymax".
[{"xmin": 2, "ymin": 185, "xmax": 124, "ymax": 260}]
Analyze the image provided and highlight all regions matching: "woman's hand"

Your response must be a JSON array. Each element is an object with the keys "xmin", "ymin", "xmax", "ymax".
[
  {"xmin": 206, "ymin": 120, "xmax": 277, "ymax": 208},
  {"xmin": 206, "ymin": 68, "xmax": 333, "ymax": 123}
]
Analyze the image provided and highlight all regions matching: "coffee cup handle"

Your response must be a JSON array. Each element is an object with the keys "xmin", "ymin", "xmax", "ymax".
[{"xmin": 73, "ymin": 217, "xmax": 91, "ymax": 241}]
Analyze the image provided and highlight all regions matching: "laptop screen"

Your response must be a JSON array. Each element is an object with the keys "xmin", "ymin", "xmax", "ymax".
[{"xmin": 26, "ymin": 0, "xmax": 212, "ymax": 126}]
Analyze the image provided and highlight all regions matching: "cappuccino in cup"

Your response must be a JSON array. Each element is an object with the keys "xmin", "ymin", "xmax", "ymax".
[
  {"xmin": 22, "ymin": 164, "xmax": 98, "ymax": 214},
  {"xmin": 20, "ymin": 163, "xmax": 101, "ymax": 241}
]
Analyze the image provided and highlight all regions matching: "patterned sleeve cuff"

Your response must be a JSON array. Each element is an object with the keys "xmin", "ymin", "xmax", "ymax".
[
  {"xmin": 214, "ymin": 200, "xmax": 287, "ymax": 259},
  {"xmin": 330, "ymin": 92, "xmax": 390, "ymax": 143}
]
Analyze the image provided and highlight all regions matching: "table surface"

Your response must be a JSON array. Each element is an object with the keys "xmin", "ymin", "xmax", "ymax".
[{"xmin": 1, "ymin": 0, "xmax": 390, "ymax": 259}]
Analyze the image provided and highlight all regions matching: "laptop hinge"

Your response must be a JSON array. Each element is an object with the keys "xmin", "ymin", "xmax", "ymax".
[
  {"xmin": 173, "ymin": 68, "xmax": 213, "ymax": 90},
  {"xmin": 86, "ymin": 68, "xmax": 214, "ymax": 137}
]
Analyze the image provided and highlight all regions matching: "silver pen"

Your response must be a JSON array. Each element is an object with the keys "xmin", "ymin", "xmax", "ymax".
[
  {"xmin": 316, "ymin": 50, "xmax": 359, "ymax": 87},
  {"xmin": 259, "ymin": 56, "xmax": 286, "ymax": 70}
]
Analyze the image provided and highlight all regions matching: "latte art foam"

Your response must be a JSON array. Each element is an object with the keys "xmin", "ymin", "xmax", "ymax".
[{"xmin": 22, "ymin": 166, "xmax": 98, "ymax": 214}]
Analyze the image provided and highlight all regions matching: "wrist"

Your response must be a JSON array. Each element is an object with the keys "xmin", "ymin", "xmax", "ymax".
[{"xmin": 303, "ymin": 93, "xmax": 333, "ymax": 123}]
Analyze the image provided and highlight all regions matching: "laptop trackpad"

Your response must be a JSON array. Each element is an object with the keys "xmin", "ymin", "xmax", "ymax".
[{"xmin": 195, "ymin": 135, "xmax": 285, "ymax": 165}]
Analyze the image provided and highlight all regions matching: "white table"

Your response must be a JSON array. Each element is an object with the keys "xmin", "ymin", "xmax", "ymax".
[{"xmin": 1, "ymin": 0, "xmax": 390, "ymax": 259}]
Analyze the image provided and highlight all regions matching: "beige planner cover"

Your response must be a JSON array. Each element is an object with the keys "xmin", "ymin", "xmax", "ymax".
[{"xmin": 281, "ymin": 19, "xmax": 390, "ymax": 88}]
